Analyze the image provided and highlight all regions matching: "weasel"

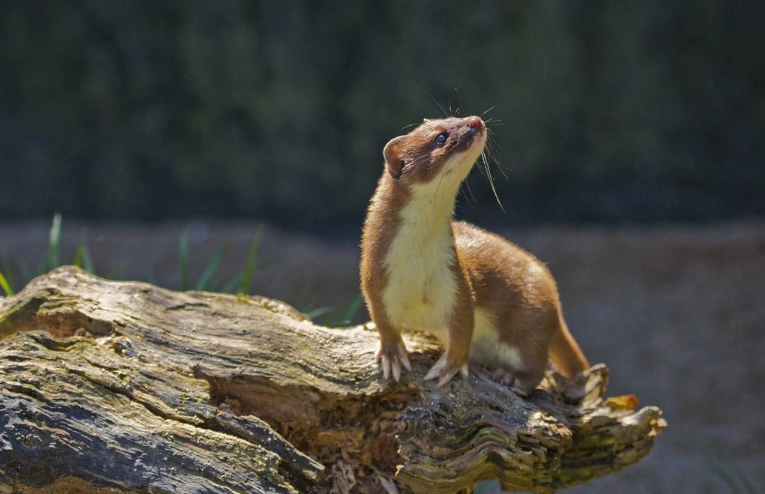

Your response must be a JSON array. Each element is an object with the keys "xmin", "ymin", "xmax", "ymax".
[{"xmin": 360, "ymin": 115, "xmax": 589, "ymax": 394}]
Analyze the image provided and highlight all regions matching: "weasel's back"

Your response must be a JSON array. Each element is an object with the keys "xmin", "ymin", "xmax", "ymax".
[
  {"xmin": 453, "ymin": 221, "xmax": 557, "ymax": 306},
  {"xmin": 454, "ymin": 220, "xmax": 589, "ymax": 379},
  {"xmin": 454, "ymin": 220, "xmax": 560, "ymax": 360}
]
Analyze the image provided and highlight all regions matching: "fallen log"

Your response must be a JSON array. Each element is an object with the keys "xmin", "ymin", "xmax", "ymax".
[{"xmin": 0, "ymin": 267, "xmax": 665, "ymax": 493}]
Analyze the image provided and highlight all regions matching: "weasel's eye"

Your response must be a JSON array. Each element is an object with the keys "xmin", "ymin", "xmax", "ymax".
[{"xmin": 435, "ymin": 133, "xmax": 448, "ymax": 147}]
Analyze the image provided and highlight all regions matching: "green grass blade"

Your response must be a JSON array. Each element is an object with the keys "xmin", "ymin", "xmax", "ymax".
[
  {"xmin": 106, "ymin": 260, "xmax": 126, "ymax": 280},
  {"xmin": 73, "ymin": 243, "xmax": 96, "ymax": 273},
  {"xmin": 1, "ymin": 255, "xmax": 17, "ymax": 293},
  {"xmin": 0, "ymin": 268, "xmax": 15, "ymax": 296},
  {"xmin": 73, "ymin": 245, "xmax": 83, "ymax": 268},
  {"xmin": 711, "ymin": 460, "xmax": 744, "ymax": 494},
  {"xmin": 253, "ymin": 256, "xmax": 277, "ymax": 273},
  {"xmin": 239, "ymin": 225, "xmax": 263, "ymax": 295},
  {"xmin": 294, "ymin": 275, "xmax": 315, "ymax": 313},
  {"xmin": 47, "ymin": 212, "xmax": 62, "ymax": 271},
  {"xmin": 306, "ymin": 306, "xmax": 334, "ymax": 320},
  {"xmin": 221, "ymin": 272, "xmax": 244, "ymax": 294},
  {"xmin": 179, "ymin": 227, "xmax": 190, "ymax": 291},
  {"xmin": 82, "ymin": 245, "xmax": 95, "ymax": 273},
  {"xmin": 329, "ymin": 292, "xmax": 364, "ymax": 326},
  {"xmin": 73, "ymin": 230, "xmax": 95, "ymax": 273},
  {"xmin": 196, "ymin": 246, "xmax": 225, "ymax": 291}
]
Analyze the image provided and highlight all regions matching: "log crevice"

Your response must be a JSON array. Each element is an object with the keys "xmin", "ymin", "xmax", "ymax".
[{"xmin": 0, "ymin": 267, "xmax": 665, "ymax": 494}]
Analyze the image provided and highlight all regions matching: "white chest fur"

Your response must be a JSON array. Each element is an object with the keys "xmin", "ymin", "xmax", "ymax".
[{"xmin": 382, "ymin": 179, "xmax": 460, "ymax": 336}]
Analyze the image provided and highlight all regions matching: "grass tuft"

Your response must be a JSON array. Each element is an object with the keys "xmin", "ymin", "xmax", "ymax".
[
  {"xmin": 707, "ymin": 450, "xmax": 764, "ymax": 494},
  {"xmin": 107, "ymin": 260, "xmax": 126, "ymax": 280},
  {"xmin": 73, "ymin": 230, "xmax": 95, "ymax": 273},
  {"xmin": 3, "ymin": 215, "xmax": 362, "ymax": 325},
  {"xmin": 329, "ymin": 292, "xmax": 364, "ymax": 326},
  {"xmin": 179, "ymin": 227, "xmax": 191, "ymax": 291},
  {"xmin": 239, "ymin": 225, "xmax": 263, "ymax": 295},
  {"xmin": 196, "ymin": 246, "xmax": 225, "ymax": 291},
  {"xmin": 305, "ymin": 306, "xmax": 334, "ymax": 320},
  {"xmin": 0, "ymin": 269, "xmax": 14, "ymax": 296},
  {"xmin": 221, "ymin": 272, "xmax": 244, "ymax": 294},
  {"xmin": 47, "ymin": 212, "xmax": 62, "ymax": 271},
  {"xmin": 1, "ymin": 254, "xmax": 17, "ymax": 295}
]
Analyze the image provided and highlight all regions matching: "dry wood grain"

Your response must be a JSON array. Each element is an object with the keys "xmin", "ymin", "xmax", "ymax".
[{"xmin": 0, "ymin": 267, "xmax": 665, "ymax": 493}]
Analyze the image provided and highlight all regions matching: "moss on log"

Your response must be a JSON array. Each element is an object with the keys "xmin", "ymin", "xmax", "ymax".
[{"xmin": 0, "ymin": 267, "xmax": 665, "ymax": 493}]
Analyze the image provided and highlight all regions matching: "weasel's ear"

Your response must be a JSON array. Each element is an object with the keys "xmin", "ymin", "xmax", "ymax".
[{"xmin": 383, "ymin": 136, "xmax": 407, "ymax": 179}]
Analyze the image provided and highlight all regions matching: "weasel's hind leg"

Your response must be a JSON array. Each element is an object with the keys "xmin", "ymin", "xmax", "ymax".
[
  {"xmin": 425, "ymin": 353, "xmax": 469, "ymax": 387},
  {"xmin": 491, "ymin": 368, "xmax": 518, "ymax": 387},
  {"xmin": 489, "ymin": 366, "xmax": 545, "ymax": 397},
  {"xmin": 489, "ymin": 368, "xmax": 528, "ymax": 396}
]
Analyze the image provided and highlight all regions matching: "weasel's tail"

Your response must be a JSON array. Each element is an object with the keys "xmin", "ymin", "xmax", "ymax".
[{"xmin": 549, "ymin": 313, "xmax": 590, "ymax": 378}]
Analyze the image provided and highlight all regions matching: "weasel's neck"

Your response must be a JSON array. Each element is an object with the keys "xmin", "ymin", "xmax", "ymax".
[
  {"xmin": 410, "ymin": 181, "xmax": 457, "ymax": 228},
  {"xmin": 389, "ymin": 178, "xmax": 460, "ymax": 248}
]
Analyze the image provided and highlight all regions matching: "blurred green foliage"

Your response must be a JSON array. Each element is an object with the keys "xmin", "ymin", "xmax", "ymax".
[{"xmin": 1, "ymin": 0, "xmax": 763, "ymax": 231}]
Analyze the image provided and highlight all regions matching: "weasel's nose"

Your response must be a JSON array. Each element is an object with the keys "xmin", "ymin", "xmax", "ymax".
[{"xmin": 468, "ymin": 116, "xmax": 483, "ymax": 129}]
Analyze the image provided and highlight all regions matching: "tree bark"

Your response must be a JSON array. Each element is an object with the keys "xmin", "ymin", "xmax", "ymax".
[{"xmin": 0, "ymin": 267, "xmax": 665, "ymax": 494}]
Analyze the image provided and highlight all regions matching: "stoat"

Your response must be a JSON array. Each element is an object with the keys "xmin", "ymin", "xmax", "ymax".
[{"xmin": 360, "ymin": 115, "xmax": 589, "ymax": 395}]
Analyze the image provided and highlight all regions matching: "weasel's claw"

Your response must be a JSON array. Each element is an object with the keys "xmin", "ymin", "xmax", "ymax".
[
  {"xmin": 399, "ymin": 347, "xmax": 412, "ymax": 372},
  {"xmin": 424, "ymin": 355, "xmax": 469, "ymax": 387},
  {"xmin": 381, "ymin": 356, "xmax": 392, "ymax": 379},
  {"xmin": 377, "ymin": 340, "xmax": 410, "ymax": 382}
]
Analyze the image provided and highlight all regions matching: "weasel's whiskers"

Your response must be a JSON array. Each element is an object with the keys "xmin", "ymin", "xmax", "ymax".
[
  {"xmin": 485, "ymin": 137, "xmax": 508, "ymax": 180},
  {"xmin": 460, "ymin": 175, "xmax": 478, "ymax": 209},
  {"xmin": 430, "ymin": 95, "xmax": 450, "ymax": 118},
  {"xmin": 481, "ymin": 149, "xmax": 505, "ymax": 212}
]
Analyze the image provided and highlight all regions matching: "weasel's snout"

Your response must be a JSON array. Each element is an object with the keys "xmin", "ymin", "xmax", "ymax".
[
  {"xmin": 468, "ymin": 116, "xmax": 483, "ymax": 129},
  {"xmin": 466, "ymin": 116, "xmax": 486, "ymax": 140}
]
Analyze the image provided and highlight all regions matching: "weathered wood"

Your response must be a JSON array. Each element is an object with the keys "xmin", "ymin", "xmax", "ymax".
[{"xmin": 0, "ymin": 267, "xmax": 665, "ymax": 493}]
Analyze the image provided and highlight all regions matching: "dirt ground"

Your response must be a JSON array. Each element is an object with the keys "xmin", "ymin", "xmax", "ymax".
[{"xmin": 1, "ymin": 219, "xmax": 764, "ymax": 493}]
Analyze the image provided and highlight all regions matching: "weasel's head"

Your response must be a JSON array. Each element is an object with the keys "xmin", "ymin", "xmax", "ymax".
[{"xmin": 383, "ymin": 116, "xmax": 487, "ymax": 187}]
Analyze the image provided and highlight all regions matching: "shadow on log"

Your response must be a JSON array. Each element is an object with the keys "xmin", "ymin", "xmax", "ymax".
[{"xmin": 0, "ymin": 267, "xmax": 665, "ymax": 493}]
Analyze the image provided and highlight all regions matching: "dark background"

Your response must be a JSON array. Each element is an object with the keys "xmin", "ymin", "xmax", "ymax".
[
  {"xmin": 1, "ymin": 2, "xmax": 764, "ymax": 494},
  {"xmin": 1, "ymin": 0, "xmax": 764, "ymax": 232}
]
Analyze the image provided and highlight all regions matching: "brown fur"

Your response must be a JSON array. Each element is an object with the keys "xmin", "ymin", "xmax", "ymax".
[
  {"xmin": 360, "ymin": 175, "xmax": 409, "ymax": 351},
  {"xmin": 360, "ymin": 116, "xmax": 589, "ymax": 394},
  {"xmin": 445, "ymin": 249, "xmax": 475, "ymax": 368},
  {"xmin": 453, "ymin": 221, "xmax": 589, "ymax": 389}
]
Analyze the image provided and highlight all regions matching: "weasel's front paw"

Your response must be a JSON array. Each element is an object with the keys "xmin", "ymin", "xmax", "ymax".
[
  {"xmin": 424, "ymin": 354, "xmax": 469, "ymax": 387},
  {"xmin": 376, "ymin": 339, "xmax": 411, "ymax": 382}
]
